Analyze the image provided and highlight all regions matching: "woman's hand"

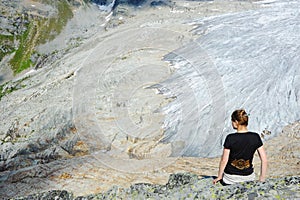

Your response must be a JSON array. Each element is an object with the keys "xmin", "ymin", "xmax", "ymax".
[{"xmin": 213, "ymin": 177, "xmax": 222, "ymax": 184}]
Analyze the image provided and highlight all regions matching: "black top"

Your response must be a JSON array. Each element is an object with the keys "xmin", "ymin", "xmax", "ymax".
[{"xmin": 223, "ymin": 132, "xmax": 263, "ymax": 176}]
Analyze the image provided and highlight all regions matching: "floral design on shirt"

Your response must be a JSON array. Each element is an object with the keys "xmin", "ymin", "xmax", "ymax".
[{"xmin": 231, "ymin": 159, "xmax": 250, "ymax": 170}]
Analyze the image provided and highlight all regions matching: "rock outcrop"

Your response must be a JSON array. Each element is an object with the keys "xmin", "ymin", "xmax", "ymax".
[{"xmin": 13, "ymin": 173, "xmax": 300, "ymax": 199}]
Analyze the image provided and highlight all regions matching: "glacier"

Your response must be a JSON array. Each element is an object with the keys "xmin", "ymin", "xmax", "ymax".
[{"xmin": 157, "ymin": 0, "xmax": 300, "ymax": 157}]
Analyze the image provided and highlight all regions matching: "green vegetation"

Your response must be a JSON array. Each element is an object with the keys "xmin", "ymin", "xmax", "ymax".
[
  {"xmin": 0, "ymin": 35, "xmax": 14, "ymax": 42},
  {"xmin": 6, "ymin": 0, "xmax": 74, "ymax": 74},
  {"xmin": 274, "ymin": 194, "xmax": 283, "ymax": 200},
  {"xmin": 0, "ymin": 35, "xmax": 15, "ymax": 61},
  {"xmin": 0, "ymin": 84, "xmax": 5, "ymax": 101},
  {"xmin": 0, "ymin": 83, "xmax": 16, "ymax": 101},
  {"xmin": 36, "ymin": 0, "xmax": 74, "ymax": 44},
  {"xmin": 0, "ymin": 76, "xmax": 28, "ymax": 101},
  {"xmin": 9, "ymin": 21, "xmax": 36, "ymax": 74}
]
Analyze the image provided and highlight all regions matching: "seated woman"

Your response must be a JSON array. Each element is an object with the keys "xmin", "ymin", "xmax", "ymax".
[{"xmin": 213, "ymin": 109, "xmax": 268, "ymax": 185}]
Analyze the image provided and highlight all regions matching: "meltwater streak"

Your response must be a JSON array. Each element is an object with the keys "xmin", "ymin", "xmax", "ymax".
[{"xmin": 158, "ymin": 0, "xmax": 300, "ymax": 157}]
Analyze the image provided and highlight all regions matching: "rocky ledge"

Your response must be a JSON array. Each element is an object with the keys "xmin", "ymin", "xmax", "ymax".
[{"xmin": 13, "ymin": 173, "xmax": 300, "ymax": 199}]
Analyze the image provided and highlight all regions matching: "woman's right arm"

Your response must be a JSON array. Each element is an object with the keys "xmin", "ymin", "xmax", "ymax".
[
  {"xmin": 257, "ymin": 146, "xmax": 267, "ymax": 182},
  {"xmin": 213, "ymin": 148, "xmax": 230, "ymax": 184}
]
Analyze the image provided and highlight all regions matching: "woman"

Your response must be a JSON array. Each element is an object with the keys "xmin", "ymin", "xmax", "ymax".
[{"xmin": 213, "ymin": 109, "xmax": 267, "ymax": 185}]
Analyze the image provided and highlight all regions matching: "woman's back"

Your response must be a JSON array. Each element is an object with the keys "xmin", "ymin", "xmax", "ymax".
[{"xmin": 224, "ymin": 132, "xmax": 263, "ymax": 175}]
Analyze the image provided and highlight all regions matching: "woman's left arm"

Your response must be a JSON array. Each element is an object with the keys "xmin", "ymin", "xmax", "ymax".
[
  {"xmin": 213, "ymin": 148, "xmax": 230, "ymax": 184},
  {"xmin": 257, "ymin": 146, "xmax": 267, "ymax": 182}
]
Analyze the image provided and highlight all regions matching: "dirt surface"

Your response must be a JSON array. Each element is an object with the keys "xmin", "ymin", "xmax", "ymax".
[{"xmin": 46, "ymin": 121, "xmax": 299, "ymax": 197}]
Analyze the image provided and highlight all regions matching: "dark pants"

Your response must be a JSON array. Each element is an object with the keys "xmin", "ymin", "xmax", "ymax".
[{"xmin": 220, "ymin": 179, "xmax": 230, "ymax": 186}]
